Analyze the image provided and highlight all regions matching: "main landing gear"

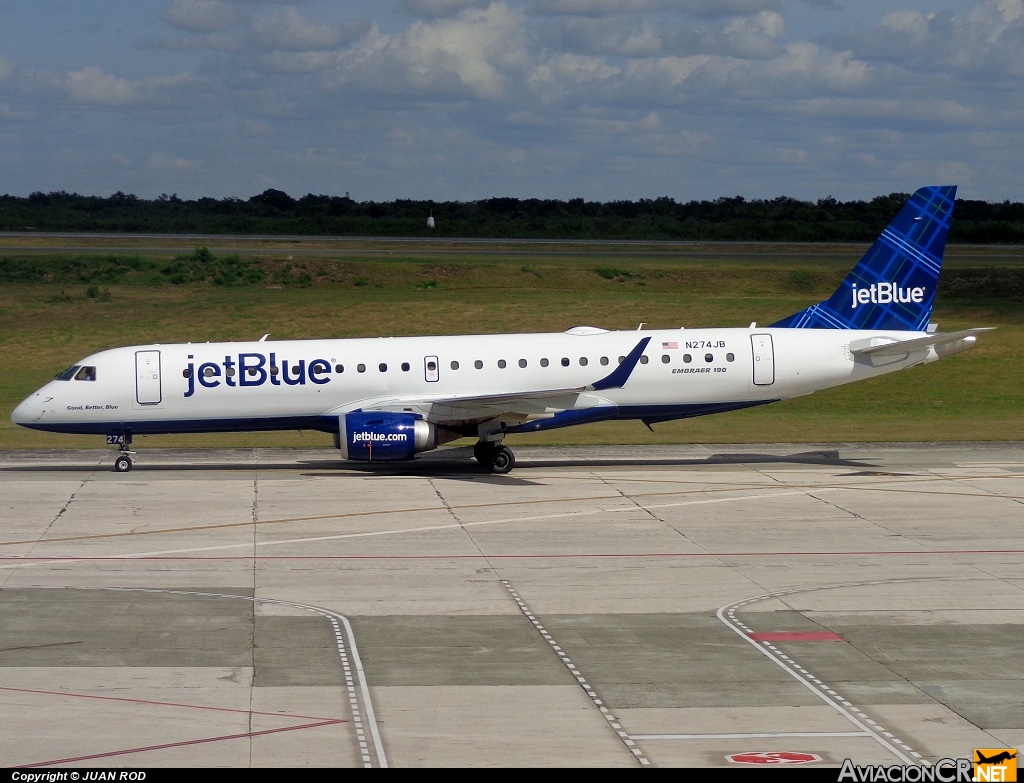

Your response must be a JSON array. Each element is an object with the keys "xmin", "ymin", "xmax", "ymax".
[
  {"xmin": 107, "ymin": 433, "xmax": 135, "ymax": 472},
  {"xmin": 473, "ymin": 440, "xmax": 516, "ymax": 474}
]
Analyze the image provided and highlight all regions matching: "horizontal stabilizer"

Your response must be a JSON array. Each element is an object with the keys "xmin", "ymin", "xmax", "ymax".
[{"xmin": 849, "ymin": 328, "xmax": 995, "ymax": 357}]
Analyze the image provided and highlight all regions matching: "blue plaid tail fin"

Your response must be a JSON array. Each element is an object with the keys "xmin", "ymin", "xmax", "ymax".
[{"xmin": 770, "ymin": 185, "xmax": 956, "ymax": 330}]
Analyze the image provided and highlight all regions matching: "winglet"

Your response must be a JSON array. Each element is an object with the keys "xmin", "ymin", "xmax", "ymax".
[{"xmin": 591, "ymin": 337, "xmax": 651, "ymax": 391}]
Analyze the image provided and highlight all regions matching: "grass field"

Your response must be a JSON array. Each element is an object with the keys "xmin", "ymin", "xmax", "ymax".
[{"xmin": 1, "ymin": 239, "xmax": 1020, "ymax": 449}]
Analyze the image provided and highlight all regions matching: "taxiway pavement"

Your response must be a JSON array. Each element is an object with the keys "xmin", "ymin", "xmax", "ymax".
[{"xmin": 1, "ymin": 443, "xmax": 1021, "ymax": 768}]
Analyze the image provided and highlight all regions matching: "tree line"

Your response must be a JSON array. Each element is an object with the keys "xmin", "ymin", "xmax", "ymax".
[{"xmin": 2, "ymin": 189, "xmax": 1023, "ymax": 242}]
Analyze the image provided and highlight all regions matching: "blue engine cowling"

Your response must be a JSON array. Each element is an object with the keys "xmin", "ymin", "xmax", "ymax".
[{"xmin": 337, "ymin": 412, "xmax": 436, "ymax": 462}]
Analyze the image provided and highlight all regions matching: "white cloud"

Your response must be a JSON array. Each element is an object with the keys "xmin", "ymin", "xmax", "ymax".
[
  {"xmin": 760, "ymin": 42, "xmax": 869, "ymax": 90},
  {"xmin": 3, "ymin": 0, "xmax": 1024, "ymax": 202},
  {"xmin": 576, "ymin": 109, "xmax": 664, "ymax": 134},
  {"xmin": 162, "ymin": 0, "xmax": 241, "ymax": 33},
  {"xmin": 795, "ymin": 97, "xmax": 973, "ymax": 125},
  {"xmin": 64, "ymin": 67, "xmax": 141, "ymax": 105},
  {"xmin": 708, "ymin": 10, "xmax": 784, "ymax": 57},
  {"xmin": 329, "ymin": 2, "xmax": 529, "ymax": 99},
  {"xmin": 620, "ymin": 53, "xmax": 712, "ymax": 86},
  {"xmin": 553, "ymin": 17, "xmax": 669, "ymax": 56},
  {"xmin": 879, "ymin": 10, "xmax": 931, "ymax": 43},
  {"xmin": 531, "ymin": 0, "xmax": 781, "ymax": 17},
  {"xmin": 250, "ymin": 8, "xmax": 347, "ymax": 50},
  {"xmin": 146, "ymin": 151, "xmax": 204, "ymax": 172},
  {"xmin": 530, "ymin": 53, "xmax": 622, "ymax": 87},
  {"xmin": 400, "ymin": 0, "xmax": 485, "ymax": 16},
  {"xmin": 258, "ymin": 51, "xmax": 339, "ymax": 74},
  {"xmin": 37, "ymin": 66, "xmax": 195, "ymax": 107},
  {"xmin": 0, "ymin": 54, "xmax": 14, "ymax": 82},
  {"xmin": 532, "ymin": 0, "xmax": 671, "ymax": 13},
  {"xmin": 147, "ymin": 32, "xmax": 243, "ymax": 51},
  {"xmin": 952, "ymin": 0, "xmax": 1024, "ymax": 74}
]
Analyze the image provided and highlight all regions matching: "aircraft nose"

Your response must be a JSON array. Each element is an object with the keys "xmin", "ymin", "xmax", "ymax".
[{"xmin": 11, "ymin": 393, "xmax": 50, "ymax": 425}]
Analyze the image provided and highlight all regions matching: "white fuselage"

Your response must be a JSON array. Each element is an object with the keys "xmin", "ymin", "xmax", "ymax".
[{"xmin": 11, "ymin": 325, "xmax": 936, "ymax": 439}]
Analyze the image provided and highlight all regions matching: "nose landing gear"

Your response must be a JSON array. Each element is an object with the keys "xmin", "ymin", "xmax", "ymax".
[{"xmin": 107, "ymin": 433, "xmax": 135, "ymax": 472}]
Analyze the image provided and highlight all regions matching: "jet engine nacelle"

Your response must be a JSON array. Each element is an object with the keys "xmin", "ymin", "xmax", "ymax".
[{"xmin": 336, "ymin": 411, "xmax": 437, "ymax": 462}]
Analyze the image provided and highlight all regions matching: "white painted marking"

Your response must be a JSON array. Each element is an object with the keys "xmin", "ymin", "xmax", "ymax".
[
  {"xmin": 0, "ymin": 490, "xmax": 816, "ymax": 568},
  {"xmin": 499, "ymin": 579, "xmax": 651, "ymax": 767},
  {"xmin": 717, "ymin": 580, "xmax": 933, "ymax": 765},
  {"xmin": 65, "ymin": 586, "xmax": 389, "ymax": 768},
  {"xmin": 634, "ymin": 731, "xmax": 870, "ymax": 740}
]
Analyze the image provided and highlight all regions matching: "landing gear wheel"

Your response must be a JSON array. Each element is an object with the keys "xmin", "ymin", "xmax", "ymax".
[
  {"xmin": 114, "ymin": 455, "xmax": 133, "ymax": 473},
  {"xmin": 473, "ymin": 441, "xmax": 494, "ymax": 466},
  {"xmin": 489, "ymin": 445, "xmax": 515, "ymax": 475}
]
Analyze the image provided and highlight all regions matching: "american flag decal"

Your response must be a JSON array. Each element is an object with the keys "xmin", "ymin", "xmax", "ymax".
[{"xmin": 662, "ymin": 341, "xmax": 678, "ymax": 349}]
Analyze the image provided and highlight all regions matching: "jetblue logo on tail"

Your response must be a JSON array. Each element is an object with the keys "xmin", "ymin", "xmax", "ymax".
[
  {"xmin": 770, "ymin": 185, "xmax": 956, "ymax": 331},
  {"xmin": 851, "ymin": 282, "xmax": 926, "ymax": 309}
]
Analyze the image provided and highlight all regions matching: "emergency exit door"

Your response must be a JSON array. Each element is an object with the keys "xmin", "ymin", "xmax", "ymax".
[
  {"xmin": 135, "ymin": 350, "xmax": 162, "ymax": 404},
  {"xmin": 750, "ymin": 334, "xmax": 775, "ymax": 386}
]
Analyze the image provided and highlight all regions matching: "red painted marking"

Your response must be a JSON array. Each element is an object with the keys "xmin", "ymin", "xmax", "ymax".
[
  {"xmin": 748, "ymin": 631, "xmax": 843, "ymax": 642},
  {"xmin": 0, "ymin": 685, "xmax": 339, "ymax": 721},
  {"xmin": 19, "ymin": 719, "xmax": 345, "ymax": 767},
  {"xmin": 727, "ymin": 751, "xmax": 822, "ymax": 765}
]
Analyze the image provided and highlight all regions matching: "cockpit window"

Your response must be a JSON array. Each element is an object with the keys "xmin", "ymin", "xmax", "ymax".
[
  {"xmin": 74, "ymin": 366, "xmax": 97, "ymax": 381},
  {"xmin": 54, "ymin": 365, "xmax": 80, "ymax": 381}
]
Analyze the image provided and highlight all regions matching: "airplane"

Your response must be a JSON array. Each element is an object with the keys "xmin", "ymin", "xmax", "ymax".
[
  {"xmin": 976, "ymin": 751, "xmax": 1016, "ymax": 765},
  {"xmin": 11, "ymin": 185, "xmax": 992, "ymax": 475}
]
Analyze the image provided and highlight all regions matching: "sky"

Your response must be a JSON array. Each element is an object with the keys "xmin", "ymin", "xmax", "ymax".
[{"xmin": 0, "ymin": 0, "xmax": 1022, "ymax": 203}]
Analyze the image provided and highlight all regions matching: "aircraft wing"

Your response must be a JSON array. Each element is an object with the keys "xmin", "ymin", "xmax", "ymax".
[
  {"xmin": 338, "ymin": 337, "xmax": 651, "ymax": 424},
  {"xmin": 850, "ymin": 328, "xmax": 995, "ymax": 358}
]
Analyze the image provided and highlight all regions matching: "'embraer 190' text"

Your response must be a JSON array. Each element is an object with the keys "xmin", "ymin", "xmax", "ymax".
[
  {"xmin": 851, "ymin": 282, "xmax": 925, "ymax": 309},
  {"xmin": 184, "ymin": 353, "xmax": 332, "ymax": 397}
]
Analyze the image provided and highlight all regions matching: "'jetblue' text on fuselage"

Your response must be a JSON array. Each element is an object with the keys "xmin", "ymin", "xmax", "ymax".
[{"xmin": 183, "ymin": 353, "xmax": 332, "ymax": 397}]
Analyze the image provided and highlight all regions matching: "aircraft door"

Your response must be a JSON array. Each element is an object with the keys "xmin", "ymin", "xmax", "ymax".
[
  {"xmin": 135, "ymin": 350, "xmax": 163, "ymax": 404},
  {"xmin": 750, "ymin": 334, "xmax": 775, "ymax": 386},
  {"xmin": 424, "ymin": 355, "xmax": 440, "ymax": 383}
]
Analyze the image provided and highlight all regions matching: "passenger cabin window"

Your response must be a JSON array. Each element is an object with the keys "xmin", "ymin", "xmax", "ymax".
[
  {"xmin": 74, "ymin": 366, "xmax": 97, "ymax": 381},
  {"xmin": 357, "ymin": 364, "xmax": 366, "ymax": 373},
  {"xmin": 55, "ymin": 366, "xmax": 80, "ymax": 381},
  {"xmin": 474, "ymin": 360, "xmax": 483, "ymax": 369},
  {"xmin": 518, "ymin": 359, "xmax": 527, "ymax": 368},
  {"xmin": 379, "ymin": 363, "xmax": 388, "ymax": 372},
  {"xmin": 683, "ymin": 354, "xmax": 692, "ymax": 363},
  {"xmin": 540, "ymin": 358, "xmax": 549, "ymax": 367},
  {"xmin": 661, "ymin": 355, "xmax": 670, "ymax": 364},
  {"xmin": 704, "ymin": 353, "xmax": 713, "ymax": 363},
  {"xmin": 560, "ymin": 357, "xmax": 570, "ymax": 367},
  {"xmin": 334, "ymin": 364, "xmax": 343, "ymax": 374},
  {"xmin": 639, "ymin": 355, "xmax": 649, "ymax": 364},
  {"xmin": 498, "ymin": 359, "xmax": 507, "ymax": 369},
  {"xmin": 579, "ymin": 357, "xmax": 588, "ymax": 366},
  {"xmin": 726, "ymin": 353, "xmax": 735, "ymax": 362},
  {"xmin": 450, "ymin": 360, "xmax": 460, "ymax": 370},
  {"xmin": 402, "ymin": 362, "xmax": 411, "ymax": 372},
  {"xmin": 600, "ymin": 357, "xmax": 609, "ymax": 366}
]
